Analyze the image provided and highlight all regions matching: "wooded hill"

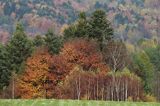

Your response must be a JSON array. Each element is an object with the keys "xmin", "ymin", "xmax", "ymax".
[
  {"xmin": 0, "ymin": 0, "xmax": 159, "ymax": 44},
  {"xmin": 0, "ymin": 9, "xmax": 160, "ymax": 102}
]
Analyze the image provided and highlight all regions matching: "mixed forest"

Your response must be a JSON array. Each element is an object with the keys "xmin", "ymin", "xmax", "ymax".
[{"xmin": 0, "ymin": 0, "xmax": 160, "ymax": 103}]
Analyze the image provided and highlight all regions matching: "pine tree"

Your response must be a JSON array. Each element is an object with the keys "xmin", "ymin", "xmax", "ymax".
[
  {"xmin": 75, "ymin": 12, "xmax": 88, "ymax": 38},
  {"xmin": 0, "ymin": 44, "xmax": 10, "ymax": 90},
  {"xmin": 63, "ymin": 24, "xmax": 77, "ymax": 40},
  {"xmin": 45, "ymin": 30, "xmax": 63, "ymax": 54},
  {"xmin": 33, "ymin": 35, "xmax": 45, "ymax": 47},
  {"xmin": 7, "ymin": 23, "xmax": 32, "ymax": 73},
  {"xmin": 63, "ymin": 12, "xmax": 88, "ymax": 39},
  {"xmin": 88, "ymin": 9, "xmax": 114, "ymax": 50},
  {"xmin": 63, "ymin": 10, "xmax": 114, "ymax": 51}
]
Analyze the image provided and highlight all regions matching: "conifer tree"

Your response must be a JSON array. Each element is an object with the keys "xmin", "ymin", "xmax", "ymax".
[
  {"xmin": 45, "ymin": 30, "xmax": 63, "ymax": 54},
  {"xmin": 88, "ymin": 9, "xmax": 114, "ymax": 50},
  {"xmin": 7, "ymin": 23, "xmax": 32, "ymax": 73},
  {"xmin": 0, "ymin": 44, "xmax": 10, "ymax": 90}
]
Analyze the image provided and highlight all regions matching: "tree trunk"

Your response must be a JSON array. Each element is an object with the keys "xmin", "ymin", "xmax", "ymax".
[
  {"xmin": 125, "ymin": 80, "xmax": 128, "ymax": 101},
  {"xmin": 12, "ymin": 76, "xmax": 15, "ymax": 99},
  {"xmin": 96, "ymin": 78, "xmax": 99, "ymax": 100},
  {"xmin": 12, "ymin": 71, "xmax": 16, "ymax": 99}
]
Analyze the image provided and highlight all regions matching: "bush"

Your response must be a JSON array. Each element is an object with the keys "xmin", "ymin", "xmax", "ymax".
[{"xmin": 143, "ymin": 94, "xmax": 157, "ymax": 102}]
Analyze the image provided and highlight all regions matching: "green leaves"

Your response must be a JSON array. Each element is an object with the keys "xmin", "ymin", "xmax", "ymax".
[
  {"xmin": 145, "ymin": 46, "xmax": 160, "ymax": 72},
  {"xmin": 131, "ymin": 51, "xmax": 154, "ymax": 93}
]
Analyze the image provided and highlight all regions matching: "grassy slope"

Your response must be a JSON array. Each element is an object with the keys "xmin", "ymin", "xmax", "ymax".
[{"xmin": 0, "ymin": 100, "xmax": 160, "ymax": 106}]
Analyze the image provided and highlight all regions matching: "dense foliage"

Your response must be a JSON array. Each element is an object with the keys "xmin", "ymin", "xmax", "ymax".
[
  {"xmin": 0, "ymin": 0, "xmax": 159, "ymax": 44},
  {"xmin": 0, "ymin": 9, "xmax": 159, "ymax": 102}
]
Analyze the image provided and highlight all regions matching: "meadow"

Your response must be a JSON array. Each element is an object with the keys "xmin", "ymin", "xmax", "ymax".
[{"xmin": 0, "ymin": 100, "xmax": 160, "ymax": 106}]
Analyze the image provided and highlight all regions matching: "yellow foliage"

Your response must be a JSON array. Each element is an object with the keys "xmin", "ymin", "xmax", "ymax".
[
  {"xmin": 16, "ymin": 48, "xmax": 52, "ymax": 99},
  {"xmin": 144, "ymin": 94, "xmax": 157, "ymax": 102}
]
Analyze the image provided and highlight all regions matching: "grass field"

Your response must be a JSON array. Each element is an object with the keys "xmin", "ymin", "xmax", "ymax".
[{"xmin": 0, "ymin": 99, "xmax": 160, "ymax": 106}]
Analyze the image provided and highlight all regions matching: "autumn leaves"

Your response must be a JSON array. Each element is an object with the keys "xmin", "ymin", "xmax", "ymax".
[{"xmin": 16, "ymin": 39, "xmax": 109, "ymax": 99}]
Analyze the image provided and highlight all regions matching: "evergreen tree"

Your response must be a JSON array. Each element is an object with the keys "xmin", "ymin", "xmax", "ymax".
[
  {"xmin": 45, "ymin": 30, "xmax": 63, "ymax": 54},
  {"xmin": 33, "ymin": 35, "xmax": 45, "ymax": 47},
  {"xmin": 75, "ymin": 12, "xmax": 88, "ymax": 38},
  {"xmin": 63, "ymin": 10, "xmax": 114, "ymax": 49},
  {"xmin": 88, "ymin": 9, "xmax": 114, "ymax": 50},
  {"xmin": 63, "ymin": 24, "xmax": 77, "ymax": 40},
  {"xmin": 0, "ymin": 44, "xmax": 10, "ymax": 90},
  {"xmin": 64, "ymin": 12, "xmax": 88, "ymax": 39},
  {"xmin": 7, "ymin": 23, "xmax": 32, "ymax": 73}
]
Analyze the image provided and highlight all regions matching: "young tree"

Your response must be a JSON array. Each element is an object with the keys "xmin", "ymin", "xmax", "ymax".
[
  {"xmin": 58, "ymin": 66, "xmax": 97, "ymax": 100},
  {"xmin": 57, "ymin": 66, "xmax": 144, "ymax": 101},
  {"xmin": 105, "ymin": 68, "xmax": 144, "ymax": 101}
]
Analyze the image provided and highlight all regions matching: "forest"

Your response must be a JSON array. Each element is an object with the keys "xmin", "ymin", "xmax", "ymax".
[
  {"xmin": 0, "ymin": 0, "xmax": 159, "ymax": 44},
  {"xmin": 0, "ymin": 9, "xmax": 160, "ymax": 103}
]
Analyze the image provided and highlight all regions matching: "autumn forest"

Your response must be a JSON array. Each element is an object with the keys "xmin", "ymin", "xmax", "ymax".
[{"xmin": 0, "ymin": 8, "xmax": 160, "ymax": 103}]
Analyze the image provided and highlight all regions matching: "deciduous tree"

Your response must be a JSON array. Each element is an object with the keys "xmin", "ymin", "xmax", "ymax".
[
  {"xmin": 17, "ymin": 48, "xmax": 53, "ymax": 99},
  {"xmin": 60, "ymin": 38, "xmax": 109, "ymax": 73},
  {"xmin": 131, "ymin": 51, "xmax": 154, "ymax": 93}
]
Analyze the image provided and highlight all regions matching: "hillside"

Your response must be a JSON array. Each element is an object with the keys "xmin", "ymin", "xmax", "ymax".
[
  {"xmin": 0, "ymin": 0, "xmax": 159, "ymax": 44},
  {"xmin": 0, "ymin": 1, "xmax": 160, "ymax": 102}
]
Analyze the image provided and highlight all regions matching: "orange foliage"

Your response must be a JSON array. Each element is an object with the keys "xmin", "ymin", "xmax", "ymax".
[
  {"xmin": 16, "ymin": 39, "xmax": 109, "ymax": 99},
  {"xmin": 60, "ymin": 39, "xmax": 109, "ymax": 73},
  {"xmin": 48, "ymin": 39, "xmax": 109, "ymax": 98},
  {"xmin": 16, "ymin": 48, "xmax": 53, "ymax": 99}
]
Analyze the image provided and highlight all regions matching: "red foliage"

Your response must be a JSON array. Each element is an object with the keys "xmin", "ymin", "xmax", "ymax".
[
  {"xmin": 60, "ymin": 39, "xmax": 109, "ymax": 73},
  {"xmin": 16, "ymin": 48, "xmax": 54, "ymax": 98}
]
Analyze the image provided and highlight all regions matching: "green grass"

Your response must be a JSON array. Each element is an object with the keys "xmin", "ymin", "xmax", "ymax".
[{"xmin": 0, "ymin": 99, "xmax": 160, "ymax": 106}]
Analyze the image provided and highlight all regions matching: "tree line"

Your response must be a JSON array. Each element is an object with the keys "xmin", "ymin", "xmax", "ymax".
[{"xmin": 0, "ymin": 10, "xmax": 160, "ymax": 102}]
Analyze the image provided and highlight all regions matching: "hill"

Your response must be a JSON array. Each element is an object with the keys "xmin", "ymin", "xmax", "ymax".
[{"xmin": 0, "ymin": 0, "xmax": 159, "ymax": 43}]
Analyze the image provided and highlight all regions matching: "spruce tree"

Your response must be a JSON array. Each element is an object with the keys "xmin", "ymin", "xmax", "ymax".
[
  {"xmin": 0, "ymin": 44, "xmax": 10, "ymax": 90},
  {"xmin": 75, "ymin": 12, "xmax": 88, "ymax": 38},
  {"xmin": 88, "ymin": 9, "xmax": 114, "ymax": 50},
  {"xmin": 33, "ymin": 35, "xmax": 45, "ymax": 47},
  {"xmin": 64, "ymin": 12, "xmax": 88, "ymax": 39},
  {"xmin": 45, "ymin": 30, "xmax": 63, "ymax": 54},
  {"xmin": 7, "ymin": 23, "xmax": 32, "ymax": 73}
]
